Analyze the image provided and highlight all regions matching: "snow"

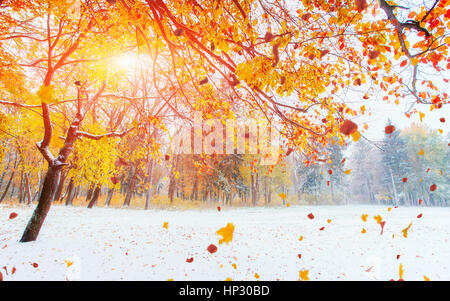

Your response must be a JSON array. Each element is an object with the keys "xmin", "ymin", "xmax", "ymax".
[{"xmin": 1, "ymin": 204, "xmax": 449, "ymax": 281}]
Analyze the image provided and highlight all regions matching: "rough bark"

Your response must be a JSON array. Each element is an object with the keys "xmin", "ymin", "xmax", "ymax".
[
  {"xmin": 0, "ymin": 170, "xmax": 15, "ymax": 203},
  {"xmin": 87, "ymin": 185, "xmax": 101, "ymax": 208}
]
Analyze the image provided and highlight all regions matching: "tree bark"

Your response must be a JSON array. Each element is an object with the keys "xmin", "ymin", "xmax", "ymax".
[
  {"xmin": 87, "ymin": 185, "xmax": 101, "ymax": 208},
  {"xmin": 0, "ymin": 170, "xmax": 15, "ymax": 203},
  {"xmin": 65, "ymin": 178, "xmax": 74, "ymax": 206},
  {"xmin": 123, "ymin": 166, "xmax": 137, "ymax": 207},
  {"xmin": 105, "ymin": 187, "xmax": 114, "ymax": 207},
  {"xmin": 20, "ymin": 166, "xmax": 61, "ymax": 242}
]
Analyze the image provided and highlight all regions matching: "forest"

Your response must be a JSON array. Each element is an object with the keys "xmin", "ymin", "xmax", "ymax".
[{"xmin": 0, "ymin": 0, "xmax": 449, "ymax": 282}]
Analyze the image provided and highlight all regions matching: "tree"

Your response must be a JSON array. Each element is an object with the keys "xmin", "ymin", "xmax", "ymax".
[{"xmin": 0, "ymin": 0, "xmax": 448, "ymax": 241}]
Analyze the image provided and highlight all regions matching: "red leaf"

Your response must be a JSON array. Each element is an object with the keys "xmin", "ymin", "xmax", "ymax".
[
  {"xmin": 368, "ymin": 50, "xmax": 380, "ymax": 60},
  {"xmin": 417, "ymin": 213, "xmax": 422, "ymax": 218},
  {"xmin": 217, "ymin": 206, "xmax": 221, "ymax": 212},
  {"xmin": 207, "ymin": 244, "xmax": 218, "ymax": 254},
  {"xmin": 11, "ymin": 267, "xmax": 16, "ymax": 275},
  {"xmin": 402, "ymin": 178, "xmax": 407, "ymax": 183},
  {"xmin": 355, "ymin": 0, "xmax": 368, "ymax": 11},
  {"xmin": 400, "ymin": 60, "xmax": 407, "ymax": 67},
  {"xmin": 328, "ymin": 169, "xmax": 333, "ymax": 175},
  {"xmin": 430, "ymin": 184, "xmax": 437, "ymax": 191},
  {"xmin": 110, "ymin": 177, "xmax": 119, "ymax": 185},
  {"xmin": 419, "ymin": 199, "xmax": 423, "ymax": 205},
  {"xmin": 307, "ymin": 213, "xmax": 315, "ymax": 220},
  {"xmin": 186, "ymin": 257, "xmax": 194, "ymax": 263},
  {"xmin": 380, "ymin": 221, "xmax": 386, "ymax": 235},
  {"xmin": 32, "ymin": 263, "xmax": 38, "ymax": 268},
  {"xmin": 286, "ymin": 147, "xmax": 294, "ymax": 156},
  {"xmin": 9, "ymin": 212, "xmax": 18, "ymax": 220},
  {"xmin": 385, "ymin": 125, "xmax": 395, "ymax": 134},
  {"xmin": 297, "ymin": 254, "xmax": 302, "ymax": 259},
  {"xmin": 397, "ymin": 255, "xmax": 400, "ymax": 260},
  {"xmin": 339, "ymin": 120, "xmax": 358, "ymax": 136},
  {"xmin": 319, "ymin": 227, "xmax": 325, "ymax": 231},
  {"xmin": 440, "ymin": 117, "xmax": 445, "ymax": 123},
  {"xmin": 0, "ymin": 271, "xmax": 2, "ymax": 281}
]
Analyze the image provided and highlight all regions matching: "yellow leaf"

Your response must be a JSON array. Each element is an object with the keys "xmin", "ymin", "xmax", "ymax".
[
  {"xmin": 399, "ymin": 264, "xmax": 404, "ymax": 280},
  {"xmin": 167, "ymin": 278, "xmax": 174, "ymax": 281},
  {"xmin": 361, "ymin": 228, "xmax": 366, "ymax": 233},
  {"xmin": 254, "ymin": 273, "xmax": 260, "ymax": 279},
  {"xmin": 286, "ymin": 202, "xmax": 290, "ymax": 207},
  {"xmin": 64, "ymin": 260, "xmax": 73, "ymax": 267},
  {"xmin": 232, "ymin": 263, "xmax": 237, "ymax": 269},
  {"xmin": 279, "ymin": 192, "xmax": 286, "ymax": 200},
  {"xmin": 37, "ymin": 84, "xmax": 56, "ymax": 104},
  {"xmin": 373, "ymin": 215, "xmax": 382, "ymax": 224},
  {"xmin": 388, "ymin": 207, "xmax": 392, "ymax": 212},
  {"xmin": 351, "ymin": 131, "xmax": 361, "ymax": 142},
  {"xmin": 327, "ymin": 219, "xmax": 331, "ymax": 224},
  {"xmin": 216, "ymin": 223, "xmax": 235, "ymax": 245},
  {"xmin": 411, "ymin": 58, "xmax": 419, "ymax": 65},
  {"xmin": 163, "ymin": 222, "xmax": 168, "ymax": 229},
  {"xmin": 225, "ymin": 277, "xmax": 232, "ymax": 281},
  {"xmin": 344, "ymin": 169, "xmax": 352, "ymax": 175},
  {"xmin": 418, "ymin": 149, "xmax": 424, "ymax": 155},
  {"xmin": 423, "ymin": 275, "xmax": 430, "ymax": 281},
  {"xmin": 361, "ymin": 214, "xmax": 368, "ymax": 222},
  {"xmin": 401, "ymin": 222, "xmax": 412, "ymax": 238},
  {"xmin": 299, "ymin": 269, "xmax": 309, "ymax": 281},
  {"xmin": 298, "ymin": 235, "xmax": 303, "ymax": 241}
]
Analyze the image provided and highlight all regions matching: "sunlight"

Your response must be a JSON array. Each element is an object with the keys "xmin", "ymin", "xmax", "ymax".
[{"xmin": 111, "ymin": 52, "xmax": 141, "ymax": 72}]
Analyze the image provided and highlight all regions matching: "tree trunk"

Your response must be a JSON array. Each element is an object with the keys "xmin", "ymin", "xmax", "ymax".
[
  {"xmin": 54, "ymin": 170, "xmax": 66, "ymax": 202},
  {"xmin": 105, "ymin": 187, "xmax": 114, "ymax": 207},
  {"xmin": 25, "ymin": 172, "xmax": 32, "ymax": 205},
  {"xmin": 20, "ymin": 166, "xmax": 61, "ymax": 242},
  {"xmin": 0, "ymin": 170, "xmax": 15, "ymax": 203},
  {"xmin": 85, "ymin": 183, "xmax": 94, "ymax": 202},
  {"xmin": 144, "ymin": 159, "xmax": 154, "ymax": 210},
  {"xmin": 65, "ymin": 178, "xmax": 74, "ymax": 206},
  {"xmin": 123, "ymin": 167, "xmax": 137, "ymax": 207},
  {"xmin": 87, "ymin": 185, "xmax": 101, "ymax": 208}
]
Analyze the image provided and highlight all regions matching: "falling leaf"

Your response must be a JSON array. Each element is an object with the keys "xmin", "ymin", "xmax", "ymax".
[
  {"xmin": 9, "ymin": 212, "xmax": 18, "ymax": 220},
  {"xmin": 216, "ymin": 223, "xmax": 235, "ymax": 245},
  {"xmin": 298, "ymin": 235, "xmax": 303, "ymax": 241},
  {"xmin": 388, "ymin": 207, "xmax": 392, "ymax": 212},
  {"xmin": 11, "ymin": 267, "xmax": 16, "ymax": 275},
  {"xmin": 380, "ymin": 221, "xmax": 386, "ymax": 235},
  {"xmin": 232, "ymin": 263, "xmax": 237, "ymax": 269},
  {"xmin": 327, "ymin": 219, "xmax": 331, "ymax": 224},
  {"xmin": 32, "ymin": 263, "xmax": 38, "ymax": 268},
  {"xmin": 373, "ymin": 215, "xmax": 382, "ymax": 224},
  {"xmin": 401, "ymin": 223, "xmax": 413, "ymax": 238},
  {"xmin": 64, "ymin": 260, "xmax": 73, "ymax": 268},
  {"xmin": 307, "ymin": 213, "xmax": 315, "ymax": 220},
  {"xmin": 207, "ymin": 244, "xmax": 218, "ymax": 254},
  {"xmin": 361, "ymin": 214, "xmax": 368, "ymax": 222},
  {"xmin": 319, "ymin": 227, "xmax": 325, "ymax": 231},
  {"xmin": 419, "ymin": 199, "xmax": 423, "ymax": 205},
  {"xmin": 298, "ymin": 254, "xmax": 302, "ymax": 259},
  {"xmin": 286, "ymin": 202, "xmax": 290, "ymax": 207},
  {"xmin": 299, "ymin": 269, "xmax": 309, "ymax": 281},
  {"xmin": 344, "ymin": 169, "xmax": 352, "ymax": 175},
  {"xmin": 399, "ymin": 264, "xmax": 404, "ymax": 280},
  {"xmin": 217, "ymin": 206, "xmax": 221, "ymax": 212},
  {"xmin": 430, "ymin": 184, "xmax": 437, "ymax": 191},
  {"xmin": 225, "ymin": 278, "xmax": 232, "ymax": 281},
  {"xmin": 0, "ymin": 271, "xmax": 2, "ymax": 281},
  {"xmin": 423, "ymin": 275, "xmax": 430, "ymax": 281},
  {"xmin": 418, "ymin": 149, "xmax": 424, "ymax": 155},
  {"xmin": 163, "ymin": 222, "xmax": 168, "ymax": 229},
  {"xmin": 385, "ymin": 125, "xmax": 395, "ymax": 134},
  {"xmin": 254, "ymin": 273, "xmax": 260, "ymax": 279},
  {"xmin": 339, "ymin": 120, "xmax": 358, "ymax": 136},
  {"xmin": 361, "ymin": 228, "xmax": 366, "ymax": 233},
  {"xmin": 417, "ymin": 213, "xmax": 422, "ymax": 218},
  {"xmin": 186, "ymin": 257, "xmax": 194, "ymax": 263},
  {"xmin": 351, "ymin": 131, "xmax": 361, "ymax": 142},
  {"xmin": 402, "ymin": 178, "xmax": 408, "ymax": 183},
  {"xmin": 279, "ymin": 192, "xmax": 286, "ymax": 200},
  {"xmin": 397, "ymin": 255, "xmax": 400, "ymax": 260}
]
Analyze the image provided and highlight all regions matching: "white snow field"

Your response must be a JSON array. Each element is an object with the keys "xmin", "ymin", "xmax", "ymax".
[{"xmin": 0, "ymin": 204, "xmax": 449, "ymax": 281}]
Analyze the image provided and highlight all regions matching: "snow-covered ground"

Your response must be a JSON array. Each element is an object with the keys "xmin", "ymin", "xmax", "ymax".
[{"xmin": 1, "ymin": 204, "xmax": 449, "ymax": 281}]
